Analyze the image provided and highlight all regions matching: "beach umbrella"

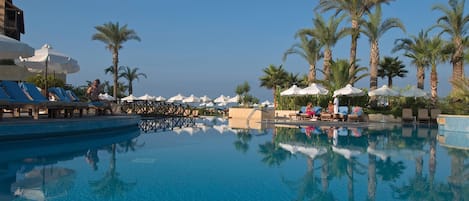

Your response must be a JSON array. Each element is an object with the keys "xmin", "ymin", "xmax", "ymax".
[
  {"xmin": 0, "ymin": 34, "xmax": 34, "ymax": 59},
  {"xmin": 138, "ymin": 94, "xmax": 156, "ymax": 101},
  {"xmin": 98, "ymin": 93, "xmax": 115, "ymax": 101},
  {"xmin": 182, "ymin": 94, "xmax": 201, "ymax": 103},
  {"xmin": 16, "ymin": 44, "xmax": 79, "ymax": 74},
  {"xmin": 121, "ymin": 94, "xmax": 138, "ymax": 102},
  {"xmin": 299, "ymin": 83, "xmax": 329, "ymax": 95},
  {"xmin": 199, "ymin": 95, "xmax": 212, "ymax": 103},
  {"xmin": 227, "ymin": 95, "xmax": 240, "ymax": 103},
  {"xmin": 280, "ymin": 85, "xmax": 302, "ymax": 96},
  {"xmin": 400, "ymin": 86, "xmax": 428, "ymax": 98},
  {"xmin": 297, "ymin": 146, "xmax": 327, "ymax": 159},
  {"xmin": 333, "ymin": 84, "xmax": 365, "ymax": 97},
  {"xmin": 155, "ymin": 96, "xmax": 166, "ymax": 101},
  {"xmin": 214, "ymin": 94, "xmax": 229, "ymax": 103},
  {"xmin": 331, "ymin": 146, "xmax": 362, "ymax": 160},
  {"xmin": 261, "ymin": 100, "xmax": 273, "ymax": 107},
  {"xmin": 167, "ymin": 93, "xmax": 185, "ymax": 102},
  {"xmin": 368, "ymin": 85, "xmax": 399, "ymax": 97},
  {"xmin": 15, "ymin": 44, "xmax": 79, "ymax": 95}
]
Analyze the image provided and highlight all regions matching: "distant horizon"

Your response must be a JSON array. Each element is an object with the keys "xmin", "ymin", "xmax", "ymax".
[{"xmin": 14, "ymin": 0, "xmax": 469, "ymax": 101}]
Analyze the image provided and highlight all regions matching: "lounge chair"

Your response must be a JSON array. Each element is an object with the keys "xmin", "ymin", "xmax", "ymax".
[
  {"xmin": 0, "ymin": 87, "xmax": 13, "ymax": 120},
  {"xmin": 417, "ymin": 108, "xmax": 430, "ymax": 123},
  {"xmin": 430, "ymin": 108, "xmax": 441, "ymax": 123},
  {"xmin": 348, "ymin": 106, "xmax": 363, "ymax": 122},
  {"xmin": 320, "ymin": 111, "xmax": 333, "ymax": 121},
  {"xmin": 401, "ymin": 108, "xmax": 414, "ymax": 123},
  {"xmin": 49, "ymin": 87, "xmax": 89, "ymax": 117},
  {"xmin": 0, "ymin": 81, "xmax": 56, "ymax": 119},
  {"xmin": 21, "ymin": 83, "xmax": 68, "ymax": 118},
  {"xmin": 336, "ymin": 106, "xmax": 348, "ymax": 121},
  {"xmin": 289, "ymin": 106, "xmax": 306, "ymax": 120}
]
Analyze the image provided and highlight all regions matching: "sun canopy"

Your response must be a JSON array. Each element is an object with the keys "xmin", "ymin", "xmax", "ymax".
[
  {"xmin": 280, "ymin": 85, "xmax": 302, "ymax": 96},
  {"xmin": 333, "ymin": 84, "xmax": 365, "ymax": 97},
  {"xmin": 299, "ymin": 83, "xmax": 329, "ymax": 95},
  {"xmin": 0, "ymin": 34, "xmax": 34, "ymax": 59},
  {"xmin": 16, "ymin": 44, "xmax": 79, "ymax": 74},
  {"xmin": 368, "ymin": 85, "xmax": 399, "ymax": 97}
]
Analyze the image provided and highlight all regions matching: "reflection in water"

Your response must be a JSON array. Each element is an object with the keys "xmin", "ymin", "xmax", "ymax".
[
  {"xmin": 268, "ymin": 125, "xmax": 468, "ymax": 201},
  {"xmin": 139, "ymin": 117, "xmax": 196, "ymax": 133},
  {"xmin": 0, "ymin": 127, "xmax": 141, "ymax": 200}
]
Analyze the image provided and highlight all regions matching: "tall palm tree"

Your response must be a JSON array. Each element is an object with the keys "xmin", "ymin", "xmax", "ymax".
[
  {"xmin": 393, "ymin": 30, "xmax": 430, "ymax": 89},
  {"xmin": 119, "ymin": 66, "xmax": 147, "ymax": 95},
  {"xmin": 377, "ymin": 56, "xmax": 408, "ymax": 88},
  {"xmin": 283, "ymin": 33, "xmax": 323, "ymax": 83},
  {"xmin": 426, "ymin": 36, "xmax": 450, "ymax": 104},
  {"xmin": 361, "ymin": 5, "xmax": 405, "ymax": 91},
  {"xmin": 299, "ymin": 12, "xmax": 348, "ymax": 80},
  {"xmin": 432, "ymin": 0, "xmax": 469, "ymax": 90},
  {"xmin": 259, "ymin": 64, "xmax": 288, "ymax": 108},
  {"xmin": 320, "ymin": 59, "xmax": 369, "ymax": 92},
  {"xmin": 317, "ymin": 0, "xmax": 394, "ymax": 84},
  {"xmin": 92, "ymin": 22, "xmax": 141, "ymax": 98}
]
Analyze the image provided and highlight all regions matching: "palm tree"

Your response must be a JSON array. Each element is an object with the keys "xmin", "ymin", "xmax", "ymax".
[
  {"xmin": 393, "ymin": 30, "xmax": 430, "ymax": 89},
  {"xmin": 426, "ymin": 36, "xmax": 450, "ymax": 104},
  {"xmin": 92, "ymin": 22, "xmax": 141, "ymax": 98},
  {"xmin": 320, "ymin": 59, "xmax": 369, "ymax": 92},
  {"xmin": 432, "ymin": 0, "xmax": 469, "ymax": 90},
  {"xmin": 361, "ymin": 5, "xmax": 405, "ymax": 91},
  {"xmin": 299, "ymin": 13, "xmax": 348, "ymax": 80},
  {"xmin": 259, "ymin": 64, "xmax": 288, "ymax": 108},
  {"xmin": 119, "ymin": 66, "xmax": 147, "ymax": 95},
  {"xmin": 377, "ymin": 56, "xmax": 408, "ymax": 88},
  {"xmin": 283, "ymin": 33, "xmax": 323, "ymax": 83},
  {"xmin": 317, "ymin": 0, "xmax": 394, "ymax": 84}
]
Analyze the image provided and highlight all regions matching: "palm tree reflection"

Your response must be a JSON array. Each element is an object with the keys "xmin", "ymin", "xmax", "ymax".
[
  {"xmin": 89, "ymin": 140, "xmax": 144, "ymax": 200},
  {"xmin": 233, "ymin": 130, "xmax": 252, "ymax": 154}
]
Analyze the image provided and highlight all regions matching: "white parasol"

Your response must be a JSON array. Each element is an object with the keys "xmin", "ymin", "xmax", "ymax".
[
  {"xmin": 167, "ymin": 93, "xmax": 186, "ymax": 102},
  {"xmin": 400, "ymin": 85, "xmax": 428, "ymax": 98},
  {"xmin": 0, "ymin": 34, "xmax": 34, "ymax": 59},
  {"xmin": 121, "ymin": 94, "xmax": 138, "ymax": 102},
  {"xmin": 333, "ymin": 84, "xmax": 365, "ymax": 97},
  {"xmin": 138, "ymin": 94, "xmax": 156, "ymax": 101},
  {"xmin": 182, "ymin": 94, "xmax": 201, "ymax": 103},
  {"xmin": 280, "ymin": 85, "xmax": 302, "ymax": 96},
  {"xmin": 199, "ymin": 95, "xmax": 212, "ymax": 103},
  {"xmin": 299, "ymin": 83, "xmax": 329, "ymax": 95},
  {"xmin": 98, "ymin": 93, "xmax": 115, "ymax": 101},
  {"xmin": 213, "ymin": 94, "xmax": 229, "ymax": 103},
  {"xmin": 368, "ymin": 85, "xmax": 399, "ymax": 97},
  {"xmin": 16, "ymin": 44, "xmax": 79, "ymax": 74},
  {"xmin": 155, "ymin": 96, "xmax": 166, "ymax": 101}
]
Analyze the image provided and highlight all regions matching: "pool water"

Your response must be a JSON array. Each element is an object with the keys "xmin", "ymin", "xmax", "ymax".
[{"xmin": 1, "ymin": 117, "xmax": 468, "ymax": 201}]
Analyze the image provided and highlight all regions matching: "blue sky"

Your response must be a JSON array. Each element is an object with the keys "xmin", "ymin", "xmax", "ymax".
[{"xmin": 15, "ymin": 0, "xmax": 468, "ymax": 101}]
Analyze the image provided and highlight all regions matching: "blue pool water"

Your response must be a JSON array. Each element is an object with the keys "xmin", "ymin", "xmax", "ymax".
[{"xmin": 1, "ymin": 117, "xmax": 468, "ymax": 201}]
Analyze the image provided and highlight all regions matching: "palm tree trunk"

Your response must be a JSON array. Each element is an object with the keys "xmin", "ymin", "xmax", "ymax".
[
  {"xmin": 323, "ymin": 48, "xmax": 332, "ymax": 80},
  {"xmin": 112, "ymin": 49, "xmax": 119, "ymax": 99},
  {"xmin": 349, "ymin": 19, "xmax": 360, "ymax": 85},
  {"xmin": 388, "ymin": 77, "xmax": 392, "ymax": 88},
  {"xmin": 347, "ymin": 161, "xmax": 354, "ymax": 201},
  {"xmin": 369, "ymin": 41, "xmax": 379, "ymax": 91},
  {"xmin": 309, "ymin": 63, "xmax": 317, "ymax": 83},
  {"xmin": 273, "ymin": 87, "xmax": 277, "ymax": 109},
  {"xmin": 321, "ymin": 157, "xmax": 329, "ymax": 191},
  {"xmin": 417, "ymin": 65, "xmax": 425, "ymax": 89},
  {"xmin": 430, "ymin": 65, "xmax": 438, "ymax": 105},
  {"xmin": 129, "ymin": 80, "xmax": 133, "ymax": 95},
  {"xmin": 452, "ymin": 36, "xmax": 464, "ymax": 89}
]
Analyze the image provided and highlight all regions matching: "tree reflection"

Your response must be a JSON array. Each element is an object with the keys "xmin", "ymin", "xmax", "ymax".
[
  {"xmin": 258, "ymin": 141, "xmax": 291, "ymax": 167},
  {"xmin": 233, "ymin": 130, "xmax": 252, "ymax": 154},
  {"xmin": 89, "ymin": 144, "xmax": 137, "ymax": 200}
]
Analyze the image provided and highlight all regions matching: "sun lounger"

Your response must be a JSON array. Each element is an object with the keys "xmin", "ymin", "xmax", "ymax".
[
  {"xmin": 320, "ymin": 112, "xmax": 333, "ymax": 121},
  {"xmin": 289, "ymin": 106, "xmax": 306, "ymax": 120},
  {"xmin": 336, "ymin": 106, "xmax": 349, "ymax": 121},
  {"xmin": 417, "ymin": 108, "xmax": 430, "ymax": 123},
  {"xmin": 21, "ymin": 82, "xmax": 69, "ymax": 118},
  {"xmin": 348, "ymin": 106, "xmax": 363, "ymax": 122},
  {"xmin": 49, "ymin": 87, "xmax": 90, "ymax": 117},
  {"xmin": 0, "ymin": 81, "xmax": 61, "ymax": 119},
  {"xmin": 401, "ymin": 108, "xmax": 414, "ymax": 123},
  {"xmin": 430, "ymin": 108, "xmax": 441, "ymax": 123}
]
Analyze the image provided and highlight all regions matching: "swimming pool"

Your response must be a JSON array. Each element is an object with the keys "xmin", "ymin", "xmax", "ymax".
[{"xmin": 1, "ymin": 117, "xmax": 468, "ymax": 201}]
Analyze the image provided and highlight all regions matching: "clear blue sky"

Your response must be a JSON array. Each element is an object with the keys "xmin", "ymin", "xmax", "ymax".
[{"xmin": 15, "ymin": 0, "xmax": 468, "ymax": 101}]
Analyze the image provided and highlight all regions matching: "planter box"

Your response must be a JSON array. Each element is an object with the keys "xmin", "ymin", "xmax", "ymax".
[{"xmin": 228, "ymin": 107, "xmax": 274, "ymax": 120}]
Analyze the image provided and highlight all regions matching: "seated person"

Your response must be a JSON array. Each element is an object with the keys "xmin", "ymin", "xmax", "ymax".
[
  {"xmin": 305, "ymin": 102, "xmax": 316, "ymax": 117},
  {"xmin": 327, "ymin": 101, "xmax": 334, "ymax": 113}
]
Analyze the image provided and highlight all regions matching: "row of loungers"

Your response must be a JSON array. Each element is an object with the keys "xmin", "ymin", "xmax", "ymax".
[
  {"xmin": 402, "ymin": 108, "xmax": 440, "ymax": 124},
  {"xmin": 0, "ymin": 80, "xmax": 110, "ymax": 120},
  {"xmin": 290, "ymin": 106, "xmax": 364, "ymax": 122}
]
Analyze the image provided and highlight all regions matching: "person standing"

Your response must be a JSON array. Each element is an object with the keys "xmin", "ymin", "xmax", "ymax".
[
  {"xmin": 86, "ymin": 79, "xmax": 102, "ymax": 101},
  {"xmin": 333, "ymin": 96, "xmax": 339, "ymax": 114}
]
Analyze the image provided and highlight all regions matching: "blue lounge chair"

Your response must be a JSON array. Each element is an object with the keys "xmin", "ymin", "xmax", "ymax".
[
  {"xmin": 337, "ymin": 106, "xmax": 349, "ymax": 121},
  {"xmin": 49, "ymin": 87, "xmax": 89, "ymax": 117},
  {"xmin": 348, "ymin": 106, "xmax": 363, "ymax": 122},
  {"xmin": 0, "ymin": 81, "xmax": 43, "ymax": 119}
]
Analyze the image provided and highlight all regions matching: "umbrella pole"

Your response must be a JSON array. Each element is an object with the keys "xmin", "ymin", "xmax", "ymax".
[{"xmin": 44, "ymin": 57, "xmax": 49, "ymax": 97}]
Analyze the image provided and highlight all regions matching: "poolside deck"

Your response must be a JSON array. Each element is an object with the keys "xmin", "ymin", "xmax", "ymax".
[{"xmin": 0, "ymin": 115, "xmax": 141, "ymax": 140}]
